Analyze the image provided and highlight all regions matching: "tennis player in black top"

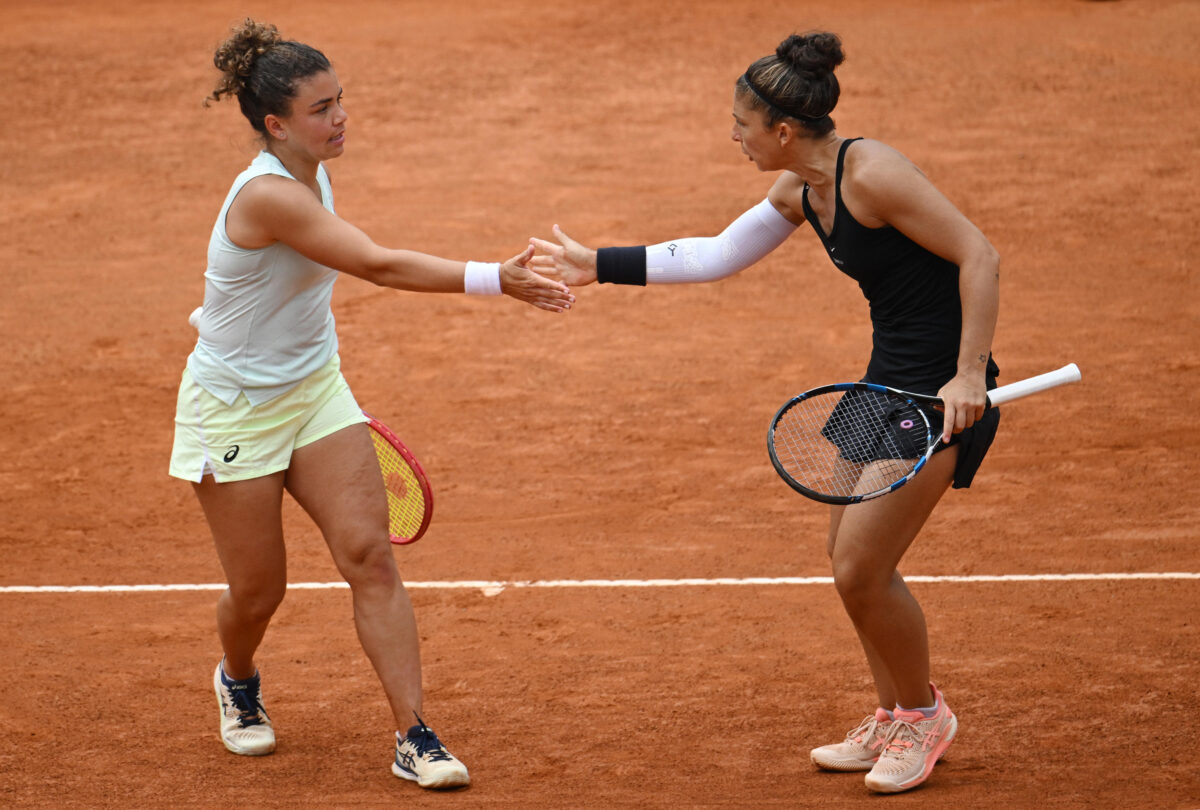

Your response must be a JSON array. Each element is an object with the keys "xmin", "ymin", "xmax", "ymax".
[{"xmin": 531, "ymin": 31, "xmax": 1000, "ymax": 794}]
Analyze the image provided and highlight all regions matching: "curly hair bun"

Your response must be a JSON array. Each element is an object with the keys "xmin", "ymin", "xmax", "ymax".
[
  {"xmin": 208, "ymin": 19, "xmax": 282, "ymax": 105},
  {"xmin": 776, "ymin": 32, "xmax": 844, "ymax": 77}
]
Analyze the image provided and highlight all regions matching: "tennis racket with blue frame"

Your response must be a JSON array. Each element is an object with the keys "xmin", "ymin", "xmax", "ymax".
[{"xmin": 767, "ymin": 363, "xmax": 1081, "ymax": 505}]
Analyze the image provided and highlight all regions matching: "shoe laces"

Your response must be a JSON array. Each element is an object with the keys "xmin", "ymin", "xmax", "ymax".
[
  {"xmin": 225, "ymin": 679, "xmax": 265, "ymax": 727},
  {"xmin": 879, "ymin": 717, "xmax": 926, "ymax": 757},
  {"xmin": 404, "ymin": 718, "xmax": 452, "ymax": 762},
  {"xmin": 846, "ymin": 714, "xmax": 882, "ymax": 745}
]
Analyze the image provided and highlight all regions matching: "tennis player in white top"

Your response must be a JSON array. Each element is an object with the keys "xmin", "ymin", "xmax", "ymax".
[{"xmin": 169, "ymin": 18, "xmax": 572, "ymax": 790}]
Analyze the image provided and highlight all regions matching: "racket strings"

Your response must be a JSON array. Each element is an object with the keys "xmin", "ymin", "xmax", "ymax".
[
  {"xmin": 772, "ymin": 390, "xmax": 930, "ymax": 499},
  {"xmin": 370, "ymin": 431, "xmax": 427, "ymax": 539}
]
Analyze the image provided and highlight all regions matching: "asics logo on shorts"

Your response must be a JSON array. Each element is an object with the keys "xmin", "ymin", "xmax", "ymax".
[{"xmin": 223, "ymin": 445, "xmax": 240, "ymax": 462}]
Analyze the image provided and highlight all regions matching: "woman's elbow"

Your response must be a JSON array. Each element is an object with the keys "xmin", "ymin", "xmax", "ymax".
[
  {"xmin": 983, "ymin": 240, "xmax": 1000, "ymax": 274},
  {"xmin": 349, "ymin": 249, "xmax": 395, "ymax": 288},
  {"xmin": 966, "ymin": 236, "xmax": 999, "ymax": 281}
]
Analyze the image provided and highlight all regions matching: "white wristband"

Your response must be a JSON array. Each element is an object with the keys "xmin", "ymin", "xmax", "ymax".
[{"xmin": 464, "ymin": 261, "xmax": 502, "ymax": 295}]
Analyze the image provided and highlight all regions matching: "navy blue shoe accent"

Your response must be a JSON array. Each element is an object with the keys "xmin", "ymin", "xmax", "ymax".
[
  {"xmin": 397, "ymin": 716, "xmax": 454, "ymax": 771},
  {"xmin": 219, "ymin": 667, "xmax": 266, "ymax": 726},
  {"xmin": 392, "ymin": 712, "xmax": 469, "ymax": 788}
]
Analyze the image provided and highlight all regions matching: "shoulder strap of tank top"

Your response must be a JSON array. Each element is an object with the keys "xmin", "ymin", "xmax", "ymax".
[
  {"xmin": 834, "ymin": 137, "xmax": 862, "ymax": 212},
  {"xmin": 800, "ymin": 180, "xmax": 815, "ymax": 226}
]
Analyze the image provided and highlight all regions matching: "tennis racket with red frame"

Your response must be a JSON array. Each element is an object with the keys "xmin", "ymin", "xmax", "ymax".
[
  {"xmin": 364, "ymin": 412, "xmax": 433, "ymax": 544},
  {"xmin": 767, "ymin": 363, "xmax": 1081, "ymax": 505}
]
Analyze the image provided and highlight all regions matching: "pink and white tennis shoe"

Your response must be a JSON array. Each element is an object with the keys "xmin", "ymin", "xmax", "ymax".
[
  {"xmin": 864, "ymin": 683, "xmax": 957, "ymax": 793},
  {"xmin": 810, "ymin": 707, "xmax": 893, "ymax": 771}
]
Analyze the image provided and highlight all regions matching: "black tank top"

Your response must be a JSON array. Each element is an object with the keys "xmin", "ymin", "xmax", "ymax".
[{"xmin": 801, "ymin": 138, "xmax": 997, "ymax": 394}]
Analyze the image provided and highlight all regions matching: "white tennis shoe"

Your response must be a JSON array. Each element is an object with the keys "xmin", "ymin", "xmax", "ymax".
[
  {"xmin": 392, "ymin": 717, "xmax": 469, "ymax": 789},
  {"xmin": 213, "ymin": 661, "xmax": 275, "ymax": 756}
]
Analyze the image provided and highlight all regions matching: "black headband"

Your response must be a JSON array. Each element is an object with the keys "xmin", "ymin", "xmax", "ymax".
[{"xmin": 741, "ymin": 71, "xmax": 831, "ymax": 123}]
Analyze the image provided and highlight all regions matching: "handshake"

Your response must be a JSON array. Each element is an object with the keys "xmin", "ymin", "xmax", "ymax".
[{"xmin": 493, "ymin": 226, "xmax": 600, "ymax": 314}]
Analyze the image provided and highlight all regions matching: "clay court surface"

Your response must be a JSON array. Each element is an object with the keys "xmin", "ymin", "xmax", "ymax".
[{"xmin": 3, "ymin": 0, "xmax": 1198, "ymax": 807}]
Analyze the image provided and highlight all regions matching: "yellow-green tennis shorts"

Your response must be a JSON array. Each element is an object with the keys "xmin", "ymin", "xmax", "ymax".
[{"xmin": 168, "ymin": 354, "xmax": 368, "ymax": 483}]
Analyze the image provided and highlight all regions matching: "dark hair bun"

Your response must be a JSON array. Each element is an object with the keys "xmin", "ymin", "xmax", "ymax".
[
  {"xmin": 209, "ymin": 19, "xmax": 281, "ymax": 104},
  {"xmin": 776, "ymin": 32, "xmax": 844, "ymax": 77}
]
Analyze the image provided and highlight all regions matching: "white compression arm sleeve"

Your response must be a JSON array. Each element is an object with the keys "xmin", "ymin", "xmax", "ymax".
[{"xmin": 645, "ymin": 198, "xmax": 797, "ymax": 284}]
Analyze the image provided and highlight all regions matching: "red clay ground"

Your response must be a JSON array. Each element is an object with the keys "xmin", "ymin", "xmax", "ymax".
[{"xmin": 2, "ymin": 0, "xmax": 1198, "ymax": 807}]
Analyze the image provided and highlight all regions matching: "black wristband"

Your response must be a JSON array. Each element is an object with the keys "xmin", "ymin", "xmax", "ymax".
[{"xmin": 596, "ymin": 246, "xmax": 647, "ymax": 285}]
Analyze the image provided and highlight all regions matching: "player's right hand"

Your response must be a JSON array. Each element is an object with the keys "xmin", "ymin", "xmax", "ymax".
[{"xmin": 499, "ymin": 244, "xmax": 575, "ymax": 312}]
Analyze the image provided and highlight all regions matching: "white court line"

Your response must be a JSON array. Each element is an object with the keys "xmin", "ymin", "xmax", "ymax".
[{"xmin": 1, "ymin": 572, "xmax": 1197, "ymax": 595}]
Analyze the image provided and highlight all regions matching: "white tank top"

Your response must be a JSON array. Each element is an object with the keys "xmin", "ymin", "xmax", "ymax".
[{"xmin": 187, "ymin": 151, "xmax": 339, "ymax": 406}]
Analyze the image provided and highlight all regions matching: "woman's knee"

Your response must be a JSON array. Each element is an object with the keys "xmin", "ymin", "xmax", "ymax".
[
  {"xmin": 335, "ymin": 537, "xmax": 400, "ymax": 591},
  {"xmin": 225, "ymin": 582, "xmax": 286, "ymax": 624},
  {"xmin": 831, "ymin": 555, "xmax": 892, "ymax": 614}
]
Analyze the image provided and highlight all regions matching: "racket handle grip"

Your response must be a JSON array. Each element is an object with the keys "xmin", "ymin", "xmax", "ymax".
[{"xmin": 987, "ymin": 363, "xmax": 1081, "ymax": 407}]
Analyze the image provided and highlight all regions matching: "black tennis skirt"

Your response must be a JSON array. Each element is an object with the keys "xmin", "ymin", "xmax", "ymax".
[{"xmin": 821, "ymin": 376, "xmax": 1001, "ymax": 490}]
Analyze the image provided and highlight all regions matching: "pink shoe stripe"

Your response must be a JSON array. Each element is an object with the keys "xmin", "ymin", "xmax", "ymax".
[{"xmin": 898, "ymin": 714, "xmax": 957, "ymax": 788}]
